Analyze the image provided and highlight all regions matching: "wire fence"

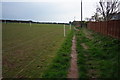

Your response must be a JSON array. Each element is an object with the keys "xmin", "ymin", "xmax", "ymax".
[{"xmin": 87, "ymin": 20, "xmax": 120, "ymax": 39}]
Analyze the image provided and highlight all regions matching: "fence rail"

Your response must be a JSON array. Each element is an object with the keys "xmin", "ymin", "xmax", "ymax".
[{"xmin": 87, "ymin": 20, "xmax": 120, "ymax": 39}]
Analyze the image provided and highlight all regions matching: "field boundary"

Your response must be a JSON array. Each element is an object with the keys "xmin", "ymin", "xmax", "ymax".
[{"xmin": 87, "ymin": 20, "xmax": 120, "ymax": 39}]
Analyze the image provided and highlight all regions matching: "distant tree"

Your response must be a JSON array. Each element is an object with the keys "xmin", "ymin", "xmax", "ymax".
[
  {"xmin": 94, "ymin": 13, "xmax": 100, "ymax": 21},
  {"xmin": 96, "ymin": 0, "xmax": 120, "ymax": 21},
  {"xmin": 93, "ymin": 12, "xmax": 104, "ymax": 21}
]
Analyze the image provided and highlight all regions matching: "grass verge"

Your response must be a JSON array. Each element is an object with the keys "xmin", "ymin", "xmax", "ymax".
[
  {"xmin": 76, "ymin": 27, "xmax": 120, "ymax": 79},
  {"xmin": 41, "ymin": 30, "xmax": 73, "ymax": 78},
  {"xmin": 76, "ymin": 29, "xmax": 89, "ymax": 78}
]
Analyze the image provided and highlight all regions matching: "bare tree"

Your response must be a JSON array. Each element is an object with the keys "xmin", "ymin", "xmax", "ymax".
[{"xmin": 96, "ymin": 0, "xmax": 120, "ymax": 21}]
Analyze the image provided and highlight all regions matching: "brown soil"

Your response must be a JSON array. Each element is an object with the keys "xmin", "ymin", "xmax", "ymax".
[{"xmin": 67, "ymin": 36, "xmax": 79, "ymax": 78}]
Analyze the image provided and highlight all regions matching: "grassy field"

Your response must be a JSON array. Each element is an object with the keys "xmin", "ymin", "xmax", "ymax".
[{"xmin": 2, "ymin": 23, "xmax": 71, "ymax": 78}]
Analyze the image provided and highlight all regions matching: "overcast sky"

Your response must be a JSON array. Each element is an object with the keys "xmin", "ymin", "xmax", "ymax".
[{"xmin": 1, "ymin": 0, "xmax": 100, "ymax": 23}]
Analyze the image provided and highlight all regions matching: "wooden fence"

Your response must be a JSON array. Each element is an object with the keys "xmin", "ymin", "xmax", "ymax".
[{"xmin": 87, "ymin": 20, "xmax": 120, "ymax": 39}]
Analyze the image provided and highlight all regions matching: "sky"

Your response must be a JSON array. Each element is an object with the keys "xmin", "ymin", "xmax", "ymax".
[{"xmin": 1, "ymin": 0, "xmax": 100, "ymax": 23}]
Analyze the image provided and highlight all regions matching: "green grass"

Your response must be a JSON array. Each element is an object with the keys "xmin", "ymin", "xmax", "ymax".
[
  {"xmin": 88, "ymin": 31, "xmax": 120, "ymax": 78},
  {"xmin": 42, "ymin": 30, "xmax": 73, "ymax": 78},
  {"xmin": 75, "ymin": 30, "xmax": 89, "ymax": 78},
  {"xmin": 2, "ymin": 23, "xmax": 72, "ymax": 78},
  {"xmin": 76, "ymin": 27, "xmax": 120, "ymax": 79}
]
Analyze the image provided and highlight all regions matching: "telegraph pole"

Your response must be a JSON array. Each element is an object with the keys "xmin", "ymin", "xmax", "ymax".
[{"xmin": 81, "ymin": 0, "xmax": 82, "ymax": 28}]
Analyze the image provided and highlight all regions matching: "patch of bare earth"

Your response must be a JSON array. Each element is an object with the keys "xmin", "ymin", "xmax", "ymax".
[
  {"xmin": 74, "ymin": 27, "xmax": 80, "ymax": 31},
  {"xmin": 83, "ymin": 28, "xmax": 93, "ymax": 40},
  {"xmin": 67, "ymin": 36, "xmax": 79, "ymax": 78},
  {"xmin": 81, "ymin": 43, "xmax": 89, "ymax": 50}
]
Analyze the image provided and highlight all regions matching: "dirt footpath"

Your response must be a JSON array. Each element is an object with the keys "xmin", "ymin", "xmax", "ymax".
[{"xmin": 67, "ymin": 36, "xmax": 79, "ymax": 78}]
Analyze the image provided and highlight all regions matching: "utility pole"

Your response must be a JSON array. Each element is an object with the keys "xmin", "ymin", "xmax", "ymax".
[{"xmin": 81, "ymin": 0, "xmax": 82, "ymax": 28}]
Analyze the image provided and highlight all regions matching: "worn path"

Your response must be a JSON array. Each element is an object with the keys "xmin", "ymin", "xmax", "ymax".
[{"xmin": 67, "ymin": 36, "xmax": 79, "ymax": 78}]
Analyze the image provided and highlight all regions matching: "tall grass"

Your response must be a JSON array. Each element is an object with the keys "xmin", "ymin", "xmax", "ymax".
[{"xmin": 88, "ymin": 31, "xmax": 120, "ymax": 78}]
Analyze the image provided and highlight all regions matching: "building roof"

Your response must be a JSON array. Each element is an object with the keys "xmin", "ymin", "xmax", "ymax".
[{"xmin": 111, "ymin": 12, "xmax": 120, "ymax": 20}]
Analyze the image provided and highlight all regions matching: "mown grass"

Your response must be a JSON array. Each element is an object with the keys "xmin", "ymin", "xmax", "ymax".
[
  {"xmin": 2, "ymin": 23, "xmax": 71, "ymax": 78},
  {"xmin": 42, "ymin": 30, "xmax": 73, "ymax": 78},
  {"xmin": 76, "ymin": 27, "xmax": 120, "ymax": 79}
]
